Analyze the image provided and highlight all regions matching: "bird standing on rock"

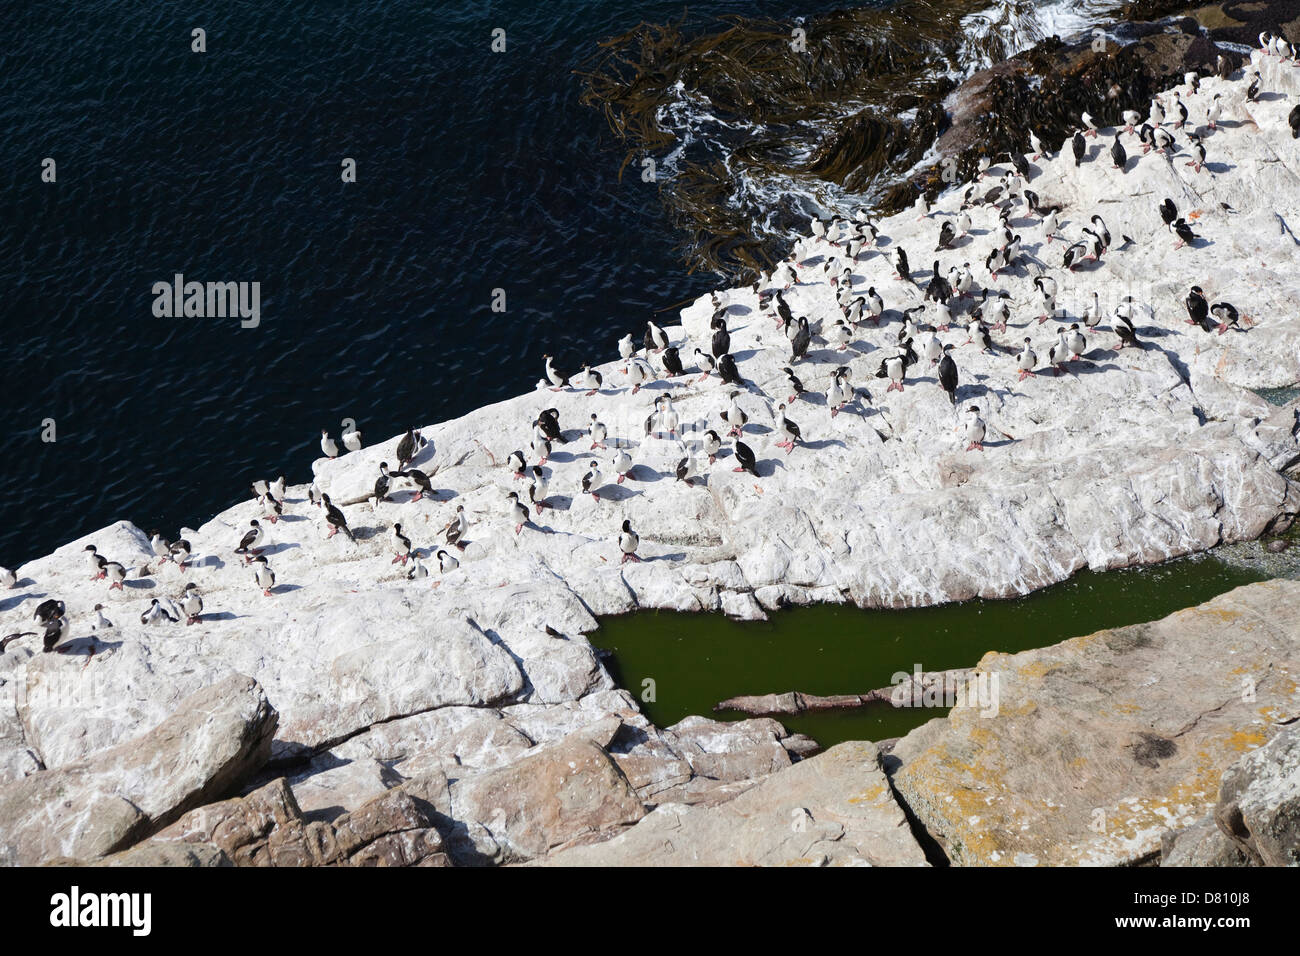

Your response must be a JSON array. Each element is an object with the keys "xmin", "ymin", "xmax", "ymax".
[
  {"xmin": 702, "ymin": 430, "xmax": 722, "ymax": 465},
  {"xmin": 937, "ymin": 346, "xmax": 958, "ymax": 405},
  {"xmin": 1160, "ymin": 198, "xmax": 1177, "ymax": 231},
  {"xmin": 1066, "ymin": 323, "xmax": 1087, "ymax": 360},
  {"xmin": 625, "ymin": 356, "xmax": 654, "ymax": 394},
  {"xmin": 580, "ymin": 460, "xmax": 603, "ymax": 502},
  {"xmin": 722, "ymin": 391, "xmax": 748, "ymax": 437},
  {"xmin": 1205, "ymin": 94, "xmax": 1222, "ymax": 131},
  {"xmin": 711, "ymin": 317, "xmax": 731, "ymax": 358},
  {"xmin": 102, "ymin": 560, "xmax": 126, "ymax": 591},
  {"xmin": 395, "ymin": 428, "xmax": 425, "ymax": 470},
  {"xmin": 693, "ymin": 348, "xmax": 717, "ymax": 383},
  {"xmin": 826, "ymin": 366, "xmax": 852, "ymax": 418},
  {"xmin": 506, "ymin": 450, "xmax": 526, "ymax": 480},
  {"xmin": 1185, "ymin": 286, "xmax": 1209, "ymax": 326},
  {"xmin": 141, "ymin": 598, "xmax": 177, "ymax": 625},
  {"xmin": 657, "ymin": 394, "xmax": 680, "ymax": 438},
  {"xmin": 321, "ymin": 494, "xmax": 355, "ymax": 542},
  {"xmin": 1113, "ymin": 312, "xmax": 1140, "ymax": 350},
  {"xmin": 1047, "ymin": 330, "xmax": 1070, "ymax": 375},
  {"xmin": 530, "ymin": 422, "xmax": 552, "ymax": 466},
  {"xmin": 1015, "ymin": 338, "xmax": 1037, "ymax": 381},
  {"xmin": 320, "ymin": 429, "xmax": 340, "ymax": 459},
  {"xmin": 181, "ymin": 583, "xmax": 203, "ymax": 625},
  {"xmin": 400, "ymin": 467, "xmax": 434, "ymax": 502},
  {"xmin": 936, "ymin": 220, "xmax": 955, "ymax": 251},
  {"xmin": 444, "ymin": 505, "xmax": 468, "ymax": 549},
  {"xmin": 528, "ymin": 465, "xmax": 550, "ymax": 514},
  {"xmin": 876, "ymin": 344, "xmax": 916, "ymax": 394},
  {"xmin": 717, "ymin": 352, "xmax": 744, "ymax": 386},
  {"xmin": 782, "ymin": 366, "xmax": 806, "ymax": 405},
  {"xmin": 963, "ymin": 406, "xmax": 986, "ymax": 453},
  {"xmin": 235, "ymin": 520, "xmax": 264, "ymax": 562},
  {"xmin": 391, "ymin": 523, "xmax": 412, "ymax": 564},
  {"xmin": 775, "ymin": 404, "xmax": 802, "ymax": 455},
  {"xmin": 1185, "ymin": 132, "xmax": 1207, "ymax": 173},
  {"xmin": 1211, "ymin": 302, "xmax": 1246, "ymax": 335},
  {"xmin": 1033, "ymin": 276, "xmax": 1057, "ymax": 323},
  {"xmin": 1029, "ymin": 130, "xmax": 1045, "ymax": 160},
  {"xmin": 790, "ymin": 317, "xmax": 811, "ymax": 362},
  {"xmin": 506, "ymin": 492, "xmax": 530, "ymax": 535},
  {"xmin": 544, "ymin": 354, "xmax": 565, "ymax": 390},
  {"xmin": 31, "ymin": 600, "xmax": 65, "ymax": 630},
  {"xmin": 618, "ymin": 520, "xmax": 641, "ymax": 564},
  {"xmin": 894, "ymin": 247, "xmax": 911, "ymax": 281},
  {"xmin": 645, "ymin": 320, "xmax": 669, "ymax": 353},
  {"xmin": 1172, "ymin": 217, "xmax": 1200, "ymax": 250},
  {"xmin": 251, "ymin": 555, "xmax": 276, "ymax": 597},
  {"xmin": 612, "ymin": 448, "xmax": 633, "ymax": 484},
  {"xmin": 374, "ymin": 462, "xmax": 393, "ymax": 504},
  {"xmin": 574, "ymin": 364, "xmax": 603, "ymax": 395},
  {"xmin": 732, "ymin": 440, "xmax": 758, "ymax": 477},
  {"xmin": 588, "ymin": 414, "xmax": 607, "ymax": 450},
  {"xmin": 675, "ymin": 453, "xmax": 700, "ymax": 487}
]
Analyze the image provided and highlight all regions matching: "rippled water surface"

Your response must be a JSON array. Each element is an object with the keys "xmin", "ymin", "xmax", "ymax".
[
  {"xmin": 3, "ymin": 0, "xmax": 1125, "ymax": 567},
  {"xmin": 2, "ymin": 0, "xmax": 845, "ymax": 565}
]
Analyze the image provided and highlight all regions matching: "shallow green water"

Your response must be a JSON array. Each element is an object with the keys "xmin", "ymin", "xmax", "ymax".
[
  {"xmin": 591, "ymin": 554, "xmax": 1281, "ymax": 749},
  {"xmin": 1255, "ymin": 385, "xmax": 1299, "ymax": 407}
]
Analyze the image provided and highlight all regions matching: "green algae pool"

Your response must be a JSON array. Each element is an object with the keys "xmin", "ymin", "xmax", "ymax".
[{"xmin": 590, "ymin": 551, "xmax": 1289, "ymax": 749}]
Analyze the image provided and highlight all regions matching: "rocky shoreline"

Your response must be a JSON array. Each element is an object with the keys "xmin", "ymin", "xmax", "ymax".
[{"xmin": 2, "ymin": 37, "xmax": 1299, "ymax": 865}]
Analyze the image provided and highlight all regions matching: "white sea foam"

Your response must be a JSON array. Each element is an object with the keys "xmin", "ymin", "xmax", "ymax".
[{"xmin": 649, "ymin": 0, "xmax": 1130, "ymax": 273}]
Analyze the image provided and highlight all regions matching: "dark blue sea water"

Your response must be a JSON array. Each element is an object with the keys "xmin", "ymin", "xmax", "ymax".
[{"xmin": 2, "ymin": 0, "xmax": 859, "ymax": 568}]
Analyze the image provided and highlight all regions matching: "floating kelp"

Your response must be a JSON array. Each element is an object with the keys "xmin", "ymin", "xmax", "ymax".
[
  {"xmin": 578, "ymin": 0, "xmax": 1296, "ymax": 282},
  {"xmin": 575, "ymin": 1, "xmax": 1126, "ymax": 281},
  {"xmin": 577, "ymin": 1, "xmax": 1078, "ymax": 281}
]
